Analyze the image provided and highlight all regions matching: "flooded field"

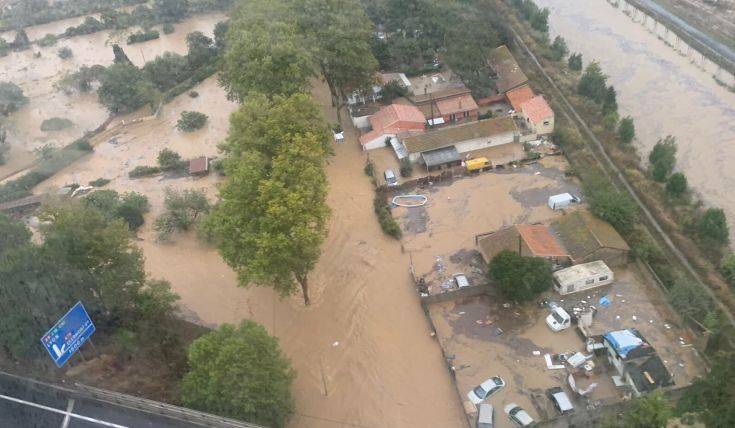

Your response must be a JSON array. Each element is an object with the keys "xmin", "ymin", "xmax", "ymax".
[
  {"xmin": 0, "ymin": 11, "xmax": 225, "ymax": 169},
  {"xmin": 535, "ymin": 0, "xmax": 735, "ymax": 244}
]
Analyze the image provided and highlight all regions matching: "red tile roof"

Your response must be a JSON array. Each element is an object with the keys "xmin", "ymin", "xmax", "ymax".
[
  {"xmin": 359, "ymin": 104, "xmax": 425, "ymax": 145},
  {"xmin": 506, "ymin": 84, "xmax": 535, "ymax": 112},
  {"xmin": 516, "ymin": 224, "xmax": 567, "ymax": 257},
  {"xmin": 520, "ymin": 95, "xmax": 554, "ymax": 124},
  {"xmin": 435, "ymin": 94, "xmax": 478, "ymax": 116},
  {"xmin": 189, "ymin": 156, "xmax": 209, "ymax": 174}
]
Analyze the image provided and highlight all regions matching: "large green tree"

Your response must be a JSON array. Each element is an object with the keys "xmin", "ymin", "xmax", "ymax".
[
  {"xmin": 0, "ymin": 213, "xmax": 31, "ymax": 255},
  {"xmin": 605, "ymin": 392, "xmax": 672, "ymax": 428},
  {"xmin": 98, "ymin": 63, "xmax": 155, "ymax": 114},
  {"xmin": 207, "ymin": 132, "xmax": 330, "ymax": 305},
  {"xmin": 648, "ymin": 136, "xmax": 677, "ymax": 182},
  {"xmin": 618, "ymin": 116, "xmax": 635, "ymax": 143},
  {"xmin": 583, "ymin": 176, "xmax": 638, "ymax": 235},
  {"xmin": 0, "ymin": 82, "xmax": 29, "ymax": 116},
  {"xmin": 488, "ymin": 250, "xmax": 552, "ymax": 302},
  {"xmin": 220, "ymin": 0, "xmax": 316, "ymax": 101},
  {"xmin": 578, "ymin": 61, "xmax": 608, "ymax": 104},
  {"xmin": 294, "ymin": 0, "xmax": 379, "ymax": 118},
  {"xmin": 678, "ymin": 352, "xmax": 735, "ymax": 427},
  {"xmin": 697, "ymin": 207, "xmax": 730, "ymax": 247},
  {"xmin": 180, "ymin": 320, "xmax": 295, "ymax": 427}
]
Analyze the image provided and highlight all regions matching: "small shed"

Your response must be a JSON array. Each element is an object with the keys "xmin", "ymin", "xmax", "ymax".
[
  {"xmin": 189, "ymin": 156, "xmax": 209, "ymax": 176},
  {"xmin": 552, "ymin": 260, "xmax": 613, "ymax": 295},
  {"xmin": 548, "ymin": 193, "xmax": 577, "ymax": 210}
]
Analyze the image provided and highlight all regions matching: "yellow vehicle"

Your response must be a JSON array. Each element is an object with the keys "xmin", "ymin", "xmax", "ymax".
[{"xmin": 466, "ymin": 157, "xmax": 492, "ymax": 172}]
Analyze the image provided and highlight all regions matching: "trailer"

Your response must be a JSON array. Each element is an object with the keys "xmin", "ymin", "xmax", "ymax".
[{"xmin": 552, "ymin": 260, "xmax": 613, "ymax": 295}]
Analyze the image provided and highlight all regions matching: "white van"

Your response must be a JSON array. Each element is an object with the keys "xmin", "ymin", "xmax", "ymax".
[
  {"xmin": 553, "ymin": 261, "xmax": 613, "ymax": 295},
  {"xmin": 546, "ymin": 306, "xmax": 571, "ymax": 332}
]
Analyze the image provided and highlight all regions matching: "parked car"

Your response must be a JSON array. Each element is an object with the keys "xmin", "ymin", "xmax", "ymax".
[
  {"xmin": 477, "ymin": 403, "xmax": 494, "ymax": 428},
  {"xmin": 547, "ymin": 387, "xmax": 574, "ymax": 415},
  {"xmin": 453, "ymin": 273, "xmax": 470, "ymax": 289},
  {"xmin": 504, "ymin": 403, "xmax": 534, "ymax": 427},
  {"xmin": 467, "ymin": 376, "xmax": 505, "ymax": 404},
  {"xmin": 545, "ymin": 306, "xmax": 571, "ymax": 332},
  {"xmin": 384, "ymin": 169, "xmax": 398, "ymax": 186}
]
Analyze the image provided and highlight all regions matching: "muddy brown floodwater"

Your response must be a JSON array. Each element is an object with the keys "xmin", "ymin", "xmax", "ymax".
[{"xmin": 536, "ymin": 0, "xmax": 735, "ymax": 244}]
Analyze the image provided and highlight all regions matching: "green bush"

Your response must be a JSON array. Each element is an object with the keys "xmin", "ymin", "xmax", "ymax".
[
  {"xmin": 618, "ymin": 116, "xmax": 635, "ymax": 143},
  {"xmin": 37, "ymin": 34, "xmax": 57, "ymax": 47},
  {"xmin": 670, "ymin": 279, "xmax": 714, "ymax": 322},
  {"xmin": 583, "ymin": 176, "xmax": 638, "ymax": 235},
  {"xmin": 129, "ymin": 165, "xmax": 161, "ymax": 178},
  {"xmin": 364, "ymin": 159, "xmax": 374, "ymax": 177},
  {"xmin": 697, "ymin": 207, "xmax": 729, "ymax": 247},
  {"xmin": 89, "ymin": 178, "xmax": 111, "ymax": 187},
  {"xmin": 162, "ymin": 23, "xmax": 175, "ymax": 34},
  {"xmin": 127, "ymin": 30, "xmax": 160, "ymax": 44},
  {"xmin": 70, "ymin": 138, "xmax": 93, "ymax": 152},
  {"xmin": 719, "ymin": 254, "xmax": 735, "ymax": 287},
  {"xmin": 649, "ymin": 136, "xmax": 677, "ymax": 182},
  {"xmin": 373, "ymin": 194, "xmax": 401, "ymax": 239},
  {"xmin": 176, "ymin": 111, "xmax": 208, "ymax": 132},
  {"xmin": 40, "ymin": 117, "xmax": 73, "ymax": 131},
  {"xmin": 0, "ymin": 81, "xmax": 29, "ymax": 116},
  {"xmin": 488, "ymin": 250, "xmax": 552, "ymax": 302},
  {"xmin": 154, "ymin": 188, "xmax": 211, "ymax": 241},
  {"xmin": 666, "ymin": 172, "xmax": 688, "ymax": 198},
  {"xmin": 399, "ymin": 158, "xmax": 413, "ymax": 177},
  {"xmin": 157, "ymin": 148, "xmax": 186, "ymax": 171},
  {"xmin": 57, "ymin": 46, "xmax": 73, "ymax": 59},
  {"xmin": 568, "ymin": 52, "xmax": 583, "ymax": 71}
]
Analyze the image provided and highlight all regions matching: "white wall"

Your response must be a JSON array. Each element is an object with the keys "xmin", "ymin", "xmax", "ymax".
[
  {"xmin": 455, "ymin": 131, "xmax": 516, "ymax": 153},
  {"xmin": 351, "ymin": 115, "xmax": 371, "ymax": 130},
  {"xmin": 364, "ymin": 133, "xmax": 395, "ymax": 150}
]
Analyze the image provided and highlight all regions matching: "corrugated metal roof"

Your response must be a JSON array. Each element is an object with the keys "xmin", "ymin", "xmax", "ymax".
[
  {"xmin": 403, "ymin": 117, "xmax": 517, "ymax": 154},
  {"xmin": 421, "ymin": 146, "xmax": 460, "ymax": 167}
]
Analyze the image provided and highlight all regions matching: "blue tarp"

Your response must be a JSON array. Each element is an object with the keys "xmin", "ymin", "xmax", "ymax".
[
  {"xmin": 604, "ymin": 329, "xmax": 643, "ymax": 358},
  {"xmin": 599, "ymin": 296, "xmax": 611, "ymax": 307}
]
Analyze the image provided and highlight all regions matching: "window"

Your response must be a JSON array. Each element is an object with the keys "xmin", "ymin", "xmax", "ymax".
[
  {"xmin": 449, "ymin": 113, "xmax": 456, "ymax": 122},
  {"xmin": 463, "ymin": 111, "xmax": 469, "ymax": 118},
  {"xmin": 599, "ymin": 276, "xmax": 608, "ymax": 281},
  {"xmin": 543, "ymin": 120, "xmax": 550, "ymax": 126},
  {"xmin": 585, "ymin": 279, "xmax": 595, "ymax": 285}
]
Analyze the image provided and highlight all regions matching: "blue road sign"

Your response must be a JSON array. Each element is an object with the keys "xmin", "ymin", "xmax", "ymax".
[{"xmin": 40, "ymin": 302, "xmax": 96, "ymax": 368}]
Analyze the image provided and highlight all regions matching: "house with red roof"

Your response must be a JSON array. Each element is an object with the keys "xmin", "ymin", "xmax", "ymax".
[
  {"xmin": 476, "ymin": 224, "xmax": 570, "ymax": 266},
  {"xmin": 505, "ymin": 84, "xmax": 535, "ymax": 113},
  {"xmin": 519, "ymin": 95, "xmax": 554, "ymax": 135},
  {"xmin": 412, "ymin": 87, "xmax": 479, "ymax": 127},
  {"xmin": 358, "ymin": 104, "xmax": 426, "ymax": 150}
]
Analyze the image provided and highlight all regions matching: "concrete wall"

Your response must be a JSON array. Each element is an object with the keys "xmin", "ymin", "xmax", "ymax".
[
  {"xmin": 519, "ymin": 112, "xmax": 555, "ymax": 135},
  {"xmin": 420, "ymin": 283, "xmax": 491, "ymax": 305},
  {"xmin": 363, "ymin": 133, "xmax": 395, "ymax": 150},
  {"xmin": 455, "ymin": 130, "xmax": 516, "ymax": 154},
  {"xmin": 351, "ymin": 115, "xmax": 370, "ymax": 130}
]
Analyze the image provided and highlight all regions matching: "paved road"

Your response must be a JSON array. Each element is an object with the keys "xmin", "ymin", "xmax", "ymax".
[
  {"xmin": 0, "ymin": 371, "xmax": 261, "ymax": 428},
  {"xmin": 632, "ymin": 0, "xmax": 735, "ymax": 65}
]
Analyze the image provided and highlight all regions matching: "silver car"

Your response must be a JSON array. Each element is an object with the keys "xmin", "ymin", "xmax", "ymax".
[
  {"xmin": 504, "ymin": 403, "xmax": 534, "ymax": 427},
  {"xmin": 467, "ymin": 376, "xmax": 505, "ymax": 404}
]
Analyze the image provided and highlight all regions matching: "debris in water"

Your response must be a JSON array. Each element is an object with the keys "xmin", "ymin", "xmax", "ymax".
[
  {"xmin": 502, "ymin": 303, "xmax": 511, "ymax": 308},
  {"xmin": 615, "ymin": 315, "xmax": 621, "ymax": 320},
  {"xmin": 532, "ymin": 351, "xmax": 541, "ymax": 356},
  {"xmin": 664, "ymin": 324, "xmax": 671, "ymax": 329},
  {"xmin": 534, "ymin": 171, "xmax": 540, "ymax": 175},
  {"xmin": 332, "ymin": 341, "xmax": 339, "ymax": 347},
  {"xmin": 632, "ymin": 316, "xmax": 637, "ymax": 322},
  {"xmin": 458, "ymin": 311, "xmax": 466, "ymax": 315},
  {"xmin": 495, "ymin": 327, "xmax": 503, "ymax": 336},
  {"xmin": 649, "ymin": 320, "xmax": 654, "ymax": 324}
]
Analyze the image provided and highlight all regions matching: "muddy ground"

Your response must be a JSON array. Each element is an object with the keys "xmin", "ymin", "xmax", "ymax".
[
  {"xmin": 2, "ymin": 9, "xmax": 474, "ymax": 428},
  {"xmin": 428, "ymin": 264, "xmax": 705, "ymax": 428}
]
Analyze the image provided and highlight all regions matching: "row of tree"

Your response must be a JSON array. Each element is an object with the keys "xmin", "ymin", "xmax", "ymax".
[{"xmin": 174, "ymin": 1, "xmax": 383, "ymax": 425}]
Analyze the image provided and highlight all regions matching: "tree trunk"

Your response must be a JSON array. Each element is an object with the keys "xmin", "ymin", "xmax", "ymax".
[
  {"xmin": 335, "ymin": 88, "xmax": 344, "ymax": 123},
  {"xmin": 296, "ymin": 273, "xmax": 310, "ymax": 306},
  {"xmin": 320, "ymin": 63, "xmax": 338, "ymax": 108}
]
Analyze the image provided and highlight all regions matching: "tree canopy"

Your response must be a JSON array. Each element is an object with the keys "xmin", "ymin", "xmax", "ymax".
[
  {"xmin": 605, "ymin": 392, "xmax": 672, "ymax": 428},
  {"xmin": 98, "ymin": 63, "xmax": 155, "ymax": 114},
  {"xmin": 220, "ymin": 0, "xmax": 316, "ymax": 101},
  {"xmin": 0, "ymin": 82, "xmax": 29, "ymax": 116},
  {"xmin": 578, "ymin": 62, "xmax": 608, "ymax": 103},
  {"xmin": 180, "ymin": 320, "xmax": 295, "ymax": 427},
  {"xmin": 488, "ymin": 250, "xmax": 552, "ymax": 302},
  {"xmin": 583, "ymin": 176, "xmax": 638, "ymax": 235},
  {"xmin": 618, "ymin": 116, "xmax": 635, "ymax": 143},
  {"xmin": 678, "ymin": 352, "xmax": 735, "ymax": 427},
  {"xmin": 697, "ymin": 207, "xmax": 729, "ymax": 247},
  {"xmin": 648, "ymin": 136, "xmax": 677, "ymax": 182},
  {"xmin": 205, "ymin": 94, "xmax": 330, "ymax": 304}
]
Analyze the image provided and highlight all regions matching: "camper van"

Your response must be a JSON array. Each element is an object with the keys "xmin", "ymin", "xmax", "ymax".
[
  {"xmin": 466, "ymin": 157, "xmax": 492, "ymax": 172},
  {"xmin": 548, "ymin": 193, "xmax": 580, "ymax": 210},
  {"xmin": 552, "ymin": 261, "xmax": 614, "ymax": 295}
]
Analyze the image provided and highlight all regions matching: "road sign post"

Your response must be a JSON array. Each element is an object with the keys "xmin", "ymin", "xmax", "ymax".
[{"xmin": 40, "ymin": 302, "xmax": 96, "ymax": 368}]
